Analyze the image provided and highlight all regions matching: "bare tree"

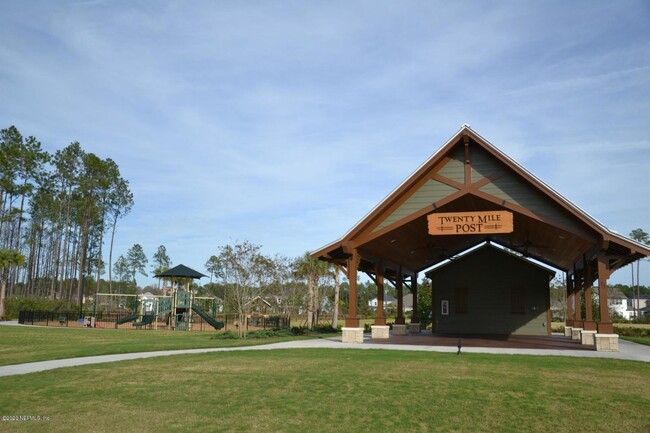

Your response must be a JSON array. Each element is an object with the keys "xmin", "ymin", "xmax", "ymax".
[{"xmin": 210, "ymin": 241, "xmax": 270, "ymax": 337}]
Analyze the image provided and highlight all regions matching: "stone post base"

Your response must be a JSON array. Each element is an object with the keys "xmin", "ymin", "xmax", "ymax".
[
  {"xmin": 408, "ymin": 323, "xmax": 421, "ymax": 333},
  {"xmin": 571, "ymin": 328, "xmax": 583, "ymax": 341},
  {"xmin": 564, "ymin": 326, "xmax": 573, "ymax": 338},
  {"xmin": 341, "ymin": 327, "xmax": 364, "ymax": 343},
  {"xmin": 581, "ymin": 330, "xmax": 596, "ymax": 345},
  {"xmin": 371, "ymin": 325, "xmax": 390, "ymax": 339},
  {"xmin": 392, "ymin": 324, "xmax": 408, "ymax": 336},
  {"xmin": 595, "ymin": 334, "xmax": 619, "ymax": 352}
]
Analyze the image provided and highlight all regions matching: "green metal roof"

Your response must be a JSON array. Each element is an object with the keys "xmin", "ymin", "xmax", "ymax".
[{"xmin": 154, "ymin": 264, "xmax": 206, "ymax": 279}]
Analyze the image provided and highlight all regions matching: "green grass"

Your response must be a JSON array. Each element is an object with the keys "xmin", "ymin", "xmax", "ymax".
[
  {"xmin": 0, "ymin": 349, "xmax": 648, "ymax": 433},
  {"xmin": 0, "ymin": 326, "xmax": 311, "ymax": 366},
  {"xmin": 621, "ymin": 336, "xmax": 650, "ymax": 346}
]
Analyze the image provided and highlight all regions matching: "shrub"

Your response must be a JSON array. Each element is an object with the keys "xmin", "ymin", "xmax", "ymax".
[
  {"xmin": 614, "ymin": 326, "xmax": 650, "ymax": 338},
  {"xmin": 291, "ymin": 326, "xmax": 306, "ymax": 336},
  {"xmin": 7, "ymin": 297, "xmax": 79, "ymax": 320},
  {"xmin": 247, "ymin": 329, "xmax": 294, "ymax": 338},
  {"xmin": 211, "ymin": 330, "xmax": 240, "ymax": 340},
  {"xmin": 312, "ymin": 324, "xmax": 338, "ymax": 334}
]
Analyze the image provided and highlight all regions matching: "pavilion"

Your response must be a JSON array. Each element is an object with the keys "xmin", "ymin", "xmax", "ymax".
[{"xmin": 312, "ymin": 125, "xmax": 650, "ymax": 350}]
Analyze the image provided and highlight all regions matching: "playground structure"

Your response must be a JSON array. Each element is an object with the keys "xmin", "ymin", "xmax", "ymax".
[
  {"xmin": 18, "ymin": 264, "xmax": 291, "ymax": 331},
  {"xmin": 96, "ymin": 264, "xmax": 225, "ymax": 330},
  {"xmin": 103, "ymin": 292, "xmax": 224, "ymax": 330}
]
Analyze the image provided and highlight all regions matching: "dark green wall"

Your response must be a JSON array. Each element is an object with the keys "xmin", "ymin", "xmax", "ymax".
[{"xmin": 429, "ymin": 245, "xmax": 552, "ymax": 336}]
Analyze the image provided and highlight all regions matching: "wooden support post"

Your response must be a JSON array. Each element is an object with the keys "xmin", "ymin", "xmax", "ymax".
[
  {"xmin": 411, "ymin": 273, "xmax": 419, "ymax": 324},
  {"xmin": 573, "ymin": 268, "xmax": 583, "ymax": 329},
  {"xmin": 345, "ymin": 250, "xmax": 361, "ymax": 328},
  {"xmin": 597, "ymin": 256, "xmax": 613, "ymax": 334},
  {"xmin": 566, "ymin": 272, "xmax": 574, "ymax": 327},
  {"xmin": 431, "ymin": 280, "xmax": 437, "ymax": 333},
  {"xmin": 395, "ymin": 268, "xmax": 405, "ymax": 325},
  {"xmin": 583, "ymin": 258, "xmax": 597, "ymax": 331},
  {"xmin": 375, "ymin": 261, "xmax": 386, "ymax": 325}
]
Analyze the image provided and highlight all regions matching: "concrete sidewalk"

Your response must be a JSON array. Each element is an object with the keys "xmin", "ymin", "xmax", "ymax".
[{"xmin": 1, "ymin": 331, "xmax": 649, "ymax": 377}]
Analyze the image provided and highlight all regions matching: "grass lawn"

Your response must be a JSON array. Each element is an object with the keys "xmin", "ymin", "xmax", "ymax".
[
  {"xmin": 0, "ymin": 349, "xmax": 648, "ymax": 433},
  {"xmin": 621, "ymin": 336, "xmax": 650, "ymax": 346},
  {"xmin": 0, "ymin": 326, "xmax": 313, "ymax": 366}
]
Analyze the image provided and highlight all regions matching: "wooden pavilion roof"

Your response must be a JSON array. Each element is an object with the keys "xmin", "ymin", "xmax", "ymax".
[{"xmin": 312, "ymin": 125, "xmax": 650, "ymax": 281}]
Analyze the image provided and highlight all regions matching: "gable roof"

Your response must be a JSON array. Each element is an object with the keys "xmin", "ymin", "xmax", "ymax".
[
  {"xmin": 313, "ymin": 125, "xmax": 650, "ymax": 279},
  {"xmin": 608, "ymin": 287, "xmax": 627, "ymax": 299},
  {"xmin": 424, "ymin": 243, "xmax": 555, "ymax": 280}
]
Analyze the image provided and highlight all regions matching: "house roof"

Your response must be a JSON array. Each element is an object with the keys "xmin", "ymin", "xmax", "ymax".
[
  {"xmin": 313, "ymin": 125, "xmax": 650, "ymax": 280},
  {"xmin": 245, "ymin": 296, "xmax": 272, "ymax": 308},
  {"xmin": 608, "ymin": 287, "xmax": 627, "ymax": 299},
  {"xmin": 370, "ymin": 294, "xmax": 397, "ymax": 303}
]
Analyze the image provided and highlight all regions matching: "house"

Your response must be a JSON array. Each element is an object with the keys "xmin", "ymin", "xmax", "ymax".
[
  {"xmin": 627, "ymin": 295, "xmax": 650, "ymax": 318},
  {"xmin": 607, "ymin": 287, "xmax": 630, "ymax": 320},
  {"xmin": 368, "ymin": 294, "xmax": 396, "ymax": 308},
  {"xmin": 402, "ymin": 293, "xmax": 413, "ymax": 313}
]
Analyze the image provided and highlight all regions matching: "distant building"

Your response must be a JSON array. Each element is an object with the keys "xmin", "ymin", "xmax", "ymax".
[
  {"xmin": 402, "ymin": 293, "xmax": 413, "ymax": 313},
  {"xmin": 368, "ymin": 294, "xmax": 396, "ymax": 308},
  {"xmin": 608, "ymin": 287, "xmax": 629, "ymax": 320}
]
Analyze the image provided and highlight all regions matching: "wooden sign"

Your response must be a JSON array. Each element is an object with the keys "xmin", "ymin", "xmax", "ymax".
[{"xmin": 427, "ymin": 211, "xmax": 513, "ymax": 235}]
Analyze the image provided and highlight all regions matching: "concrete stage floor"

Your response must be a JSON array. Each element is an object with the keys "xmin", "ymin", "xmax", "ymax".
[{"xmin": 366, "ymin": 331, "xmax": 593, "ymax": 351}]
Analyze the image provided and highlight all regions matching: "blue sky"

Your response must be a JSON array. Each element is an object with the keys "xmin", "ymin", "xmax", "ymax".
[{"xmin": 2, "ymin": 1, "xmax": 650, "ymax": 287}]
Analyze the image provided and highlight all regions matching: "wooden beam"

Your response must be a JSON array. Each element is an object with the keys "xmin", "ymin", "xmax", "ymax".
[
  {"xmin": 464, "ymin": 135, "xmax": 471, "ymax": 186},
  {"xmin": 469, "ymin": 188, "xmax": 597, "ymax": 242}
]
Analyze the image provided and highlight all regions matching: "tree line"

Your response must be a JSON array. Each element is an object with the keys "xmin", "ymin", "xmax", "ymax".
[
  {"xmin": 0, "ymin": 126, "xmax": 133, "ymax": 319},
  {"xmin": 3, "ymin": 124, "xmax": 648, "ymax": 325},
  {"xmin": 0, "ymin": 124, "xmax": 361, "ymax": 328},
  {"xmin": 205, "ymin": 243, "xmax": 341, "ymax": 335}
]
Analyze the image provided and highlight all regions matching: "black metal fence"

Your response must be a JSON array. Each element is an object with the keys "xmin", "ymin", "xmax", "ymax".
[
  {"xmin": 19, "ymin": 309, "xmax": 88, "ymax": 327},
  {"xmin": 18, "ymin": 310, "xmax": 292, "ymax": 331}
]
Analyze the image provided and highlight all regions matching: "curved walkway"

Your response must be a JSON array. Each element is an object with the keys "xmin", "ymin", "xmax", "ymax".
[
  {"xmin": 1, "ymin": 330, "xmax": 649, "ymax": 377},
  {"xmin": 0, "ymin": 321, "xmax": 650, "ymax": 377}
]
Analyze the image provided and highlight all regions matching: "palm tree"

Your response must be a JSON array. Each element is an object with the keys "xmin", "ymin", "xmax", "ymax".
[
  {"xmin": 295, "ymin": 252, "xmax": 330, "ymax": 329},
  {"xmin": 0, "ymin": 248, "xmax": 25, "ymax": 320},
  {"xmin": 629, "ymin": 228, "xmax": 649, "ymax": 319}
]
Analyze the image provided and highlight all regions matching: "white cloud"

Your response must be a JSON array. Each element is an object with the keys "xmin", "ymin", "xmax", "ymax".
[{"xmin": 2, "ymin": 0, "xmax": 650, "ymax": 287}]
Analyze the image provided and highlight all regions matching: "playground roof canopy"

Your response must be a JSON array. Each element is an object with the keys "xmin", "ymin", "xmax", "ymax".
[{"xmin": 155, "ymin": 264, "xmax": 207, "ymax": 279}]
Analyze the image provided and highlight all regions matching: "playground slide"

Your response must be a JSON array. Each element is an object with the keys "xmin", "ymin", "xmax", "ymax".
[
  {"xmin": 191, "ymin": 303, "xmax": 225, "ymax": 330},
  {"xmin": 133, "ymin": 315, "xmax": 155, "ymax": 328},
  {"xmin": 116, "ymin": 314, "xmax": 139, "ymax": 325}
]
